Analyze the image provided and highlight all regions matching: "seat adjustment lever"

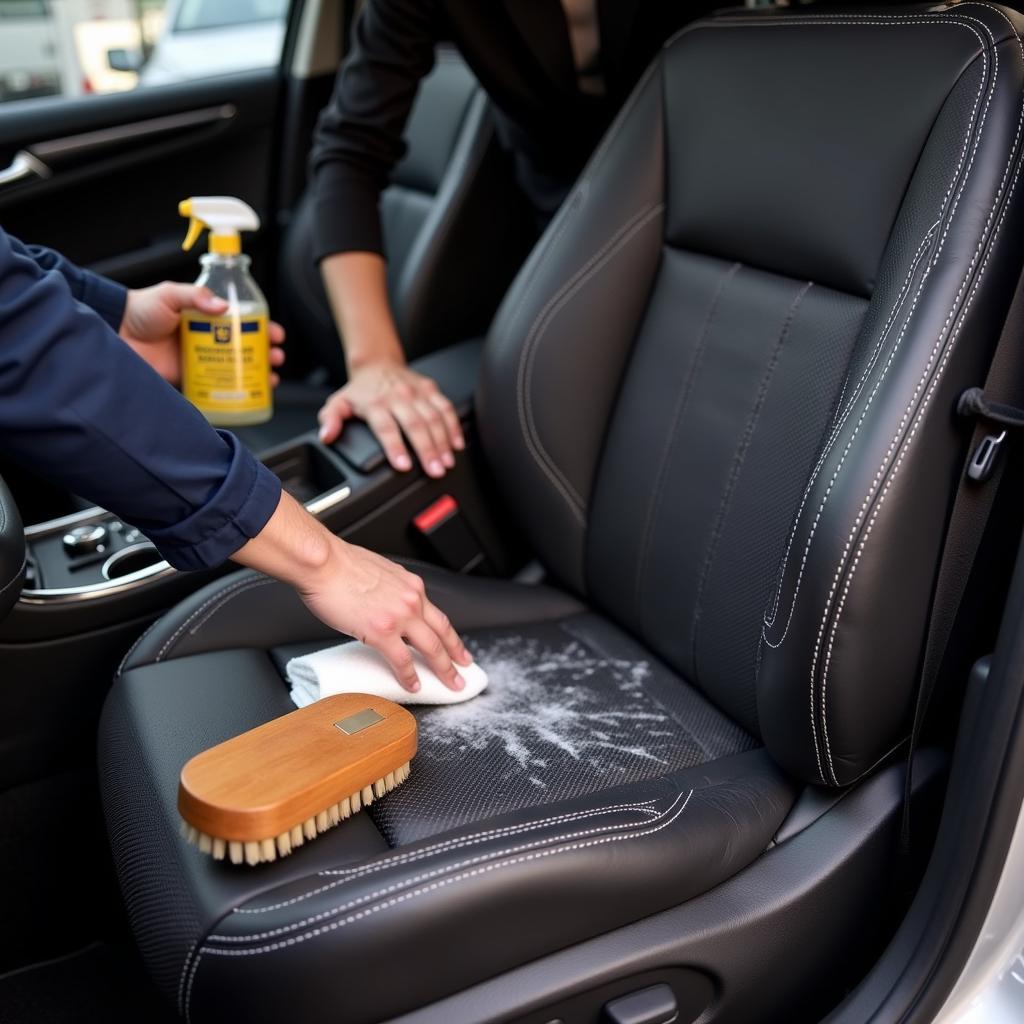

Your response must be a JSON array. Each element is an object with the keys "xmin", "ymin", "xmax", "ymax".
[{"xmin": 602, "ymin": 984, "xmax": 679, "ymax": 1024}]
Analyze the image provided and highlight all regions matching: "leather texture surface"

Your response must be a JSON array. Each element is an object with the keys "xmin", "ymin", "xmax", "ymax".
[
  {"xmin": 103, "ymin": 568, "xmax": 784, "ymax": 1023},
  {"xmin": 100, "ymin": 6, "xmax": 1024, "ymax": 1021},
  {"xmin": 0, "ymin": 475, "xmax": 24, "ymax": 623},
  {"xmin": 187, "ymin": 751, "xmax": 787, "ymax": 1024},
  {"xmin": 480, "ymin": 4, "xmax": 1024, "ymax": 784}
]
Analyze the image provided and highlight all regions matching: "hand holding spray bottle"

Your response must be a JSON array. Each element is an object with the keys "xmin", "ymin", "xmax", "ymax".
[{"xmin": 178, "ymin": 197, "xmax": 272, "ymax": 426}]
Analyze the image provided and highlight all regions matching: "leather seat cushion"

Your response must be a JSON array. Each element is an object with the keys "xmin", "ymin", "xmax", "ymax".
[{"xmin": 100, "ymin": 568, "xmax": 794, "ymax": 1021}]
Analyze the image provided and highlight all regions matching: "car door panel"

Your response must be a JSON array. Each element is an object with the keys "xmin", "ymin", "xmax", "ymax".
[{"xmin": 0, "ymin": 69, "xmax": 282, "ymax": 288}]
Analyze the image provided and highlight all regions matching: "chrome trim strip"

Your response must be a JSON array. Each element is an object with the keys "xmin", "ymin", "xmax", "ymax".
[
  {"xmin": 19, "ymin": 560, "xmax": 175, "ymax": 604},
  {"xmin": 305, "ymin": 484, "xmax": 352, "ymax": 517},
  {"xmin": 17, "ymin": 485, "xmax": 351, "ymax": 604},
  {"xmin": 30, "ymin": 105, "xmax": 236, "ymax": 163},
  {"xmin": 101, "ymin": 542, "xmax": 162, "ymax": 582},
  {"xmin": 24, "ymin": 506, "xmax": 105, "ymax": 538},
  {"xmin": 0, "ymin": 150, "xmax": 51, "ymax": 189}
]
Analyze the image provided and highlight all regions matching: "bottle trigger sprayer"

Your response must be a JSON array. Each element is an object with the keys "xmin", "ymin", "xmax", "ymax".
[{"xmin": 178, "ymin": 196, "xmax": 272, "ymax": 426}]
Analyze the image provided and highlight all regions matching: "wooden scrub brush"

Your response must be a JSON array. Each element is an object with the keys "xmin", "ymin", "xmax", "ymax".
[{"xmin": 178, "ymin": 694, "xmax": 416, "ymax": 866}]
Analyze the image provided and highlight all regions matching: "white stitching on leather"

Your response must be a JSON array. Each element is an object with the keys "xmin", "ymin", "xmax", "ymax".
[
  {"xmin": 497, "ymin": 60, "xmax": 662, "ymax": 456},
  {"xmin": 761, "ymin": 222, "xmax": 938, "ymax": 644},
  {"xmin": 184, "ymin": 948, "xmax": 202, "ymax": 1024},
  {"xmin": 762, "ymin": 16, "xmax": 990, "ymax": 655},
  {"xmin": 810, "ymin": 10, "xmax": 998, "ymax": 782},
  {"xmin": 320, "ymin": 797, "xmax": 660, "ymax": 875},
  {"xmin": 726, "ymin": 14, "xmax": 991, "ymax": 782},
  {"xmin": 177, "ymin": 940, "xmax": 197, "ymax": 1016},
  {"xmin": 635, "ymin": 259, "xmax": 742, "ymax": 640},
  {"xmin": 155, "ymin": 574, "xmax": 271, "ymax": 661},
  {"xmin": 184, "ymin": 792, "xmax": 691, "ymax": 1022},
  {"xmin": 198, "ymin": 790, "xmax": 693, "ymax": 966},
  {"xmin": 496, "ymin": 59, "xmax": 661, "ymax": 513},
  {"xmin": 0, "ymin": 553, "xmax": 26, "ymax": 602},
  {"xmin": 212, "ymin": 796, "xmax": 682, "ymax": 943},
  {"xmin": 516, "ymin": 202, "xmax": 665, "ymax": 523},
  {"xmin": 233, "ymin": 798, "xmax": 661, "ymax": 915},
  {"xmin": 522, "ymin": 203, "xmax": 665, "ymax": 514},
  {"xmin": 817, "ymin": 9, "xmax": 1016, "ymax": 782},
  {"xmin": 819, "ymin": 7, "xmax": 1024, "ymax": 784},
  {"xmin": 691, "ymin": 276, "xmax": 812, "ymax": 677},
  {"xmin": 117, "ymin": 616, "xmax": 165, "ymax": 676}
]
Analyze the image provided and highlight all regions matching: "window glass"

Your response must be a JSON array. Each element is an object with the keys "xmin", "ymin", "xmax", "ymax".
[
  {"xmin": 175, "ymin": 0, "xmax": 288, "ymax": 32},
  {"xmin": 0, "ymin": 2, "xmax": 50, "ymax": 17},
  {"xmin": 0, "ymin": 0, "xmax": 289, "ymax": 106}
]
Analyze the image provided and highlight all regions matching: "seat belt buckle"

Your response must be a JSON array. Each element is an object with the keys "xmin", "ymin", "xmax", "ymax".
[
  {"xmin": 411, "ymin": 494, "xmax": 488, "ymax": 574},
  {"xmin": 967, "ymin": 431, "xmax": 1007, "ymax": 483},
  {"xmin": 957, "ymin": 386, "xmax": 1024, "ymax": 484}
]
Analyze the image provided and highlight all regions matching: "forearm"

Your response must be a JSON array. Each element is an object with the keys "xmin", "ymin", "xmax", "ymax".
[
  {"xmin": 231, "ymin": 486, "xmax": 473, "ymax": 691},
  {"xmin": 231, "ymin": 489, "xmax": 334, "ymax": 592},
  {"xmin": 315, "ymin": 254, "xmax": 463, "ymax": 471},
  {"xmin": 320, "ymin": 251, "xmax": 405, "ymax": 372}
]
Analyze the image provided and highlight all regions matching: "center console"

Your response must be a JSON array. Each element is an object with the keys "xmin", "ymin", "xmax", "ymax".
[
  {"xmin": 19, "ymin": 437, "xmax": 354, "ymax": 605},
  {"xmin": 2, "ymin": 337, "xmax": 526, "ymax": 642}
]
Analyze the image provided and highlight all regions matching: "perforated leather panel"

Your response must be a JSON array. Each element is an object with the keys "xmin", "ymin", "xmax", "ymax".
[{"xmin": 368, "ymin": 614, "xmax": 755, "ymax": 845}]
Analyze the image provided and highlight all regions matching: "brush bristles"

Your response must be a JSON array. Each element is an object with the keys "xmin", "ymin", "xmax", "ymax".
[{"xmin": 181, "ymin": 761, "xmax": 412, "ymax": 866}]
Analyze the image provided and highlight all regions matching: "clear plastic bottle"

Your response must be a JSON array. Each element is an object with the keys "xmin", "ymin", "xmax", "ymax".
[
  {"xmin": 177, "ymin": 196, "xmax": 273, "ymax": 426},
  {"xmin": 182, "ymin": 252, "xmax": 272, "ymax": 427}
]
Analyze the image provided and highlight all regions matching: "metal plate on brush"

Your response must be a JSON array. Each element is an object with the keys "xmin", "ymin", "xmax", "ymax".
[{"xmin": 334, "ymin": 708, "xmax": 385, "ymax": 735}]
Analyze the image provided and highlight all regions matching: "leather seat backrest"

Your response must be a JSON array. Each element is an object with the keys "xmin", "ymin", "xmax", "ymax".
[
  {"xmin": 479, "ymin": 5, "xmax": 1024, "ymax": 786},
  {"xmin": 382, "ymin": 46, "xmax": 493, "ymax": 357}
]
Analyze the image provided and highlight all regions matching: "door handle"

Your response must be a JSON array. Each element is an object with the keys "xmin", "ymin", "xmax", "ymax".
[{"xmin": 0, "ymin": 151, "xmax": 51, "ymax": 190}]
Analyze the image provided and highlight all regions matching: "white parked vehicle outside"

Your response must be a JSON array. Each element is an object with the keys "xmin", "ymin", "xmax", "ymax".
[
  {"xmin": 138, "ymin": 0, "xmax": 287, "ymax": 87},
  {"xmin": 0, "ymin": 0, "xmax": 62, "ymax": 102}
]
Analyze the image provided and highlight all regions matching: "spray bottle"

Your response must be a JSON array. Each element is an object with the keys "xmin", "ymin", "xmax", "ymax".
[{"xmin": 178, "ymin": 197, "xmax": 272, "ymax": 426}]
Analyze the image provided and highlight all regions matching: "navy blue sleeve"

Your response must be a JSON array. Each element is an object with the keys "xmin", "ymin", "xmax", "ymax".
[
  {"xmin": 0, "ymin": 226, "xmax": 281, "ymax": 571},
  {"xmin": 8, "ymin": 234, "xmax": 128, "ymax": 331}
]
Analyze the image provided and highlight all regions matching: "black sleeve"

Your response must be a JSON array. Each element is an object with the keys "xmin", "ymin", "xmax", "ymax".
[{"xmin": 309, "ymin": 0, "xmax": 441, "ymax": 262}]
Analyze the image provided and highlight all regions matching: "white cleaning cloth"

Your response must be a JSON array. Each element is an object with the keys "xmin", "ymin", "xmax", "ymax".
[{"xmin": 286, "ymin": 641, "xmax": 488, "ymax": 708}]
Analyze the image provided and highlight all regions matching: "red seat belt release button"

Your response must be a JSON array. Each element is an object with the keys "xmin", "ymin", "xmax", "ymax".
[
  {"xmin": 413, "ymin": 494, "xmax": 459, "ymax": 533},
  {"xmin": 411, "ymin": 495, "xmax": 486, "ymax": 573}
]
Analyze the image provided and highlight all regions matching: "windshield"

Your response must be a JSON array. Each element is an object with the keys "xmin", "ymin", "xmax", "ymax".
[{"xmin": 173, "ymin": 0, "xmax": 287, "ymax": 32}]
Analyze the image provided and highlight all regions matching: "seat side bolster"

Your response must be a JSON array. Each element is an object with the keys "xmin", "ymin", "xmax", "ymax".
[
  {"xmin": 478, "ymin": 57, "xmax": 667, "ymax": 594},
  {"xmin": 758, "ymin": 17, "xmax": 1024, "ymax": 787},
  {"xmin": 0, "ymin": 476, "xmax": 24, "ymax": 623}
]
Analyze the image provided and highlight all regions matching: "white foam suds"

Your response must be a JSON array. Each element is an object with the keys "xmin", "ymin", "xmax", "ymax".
[{"xmin": 418, "ymin": 636, "xmax": 674, "ymax": 785}]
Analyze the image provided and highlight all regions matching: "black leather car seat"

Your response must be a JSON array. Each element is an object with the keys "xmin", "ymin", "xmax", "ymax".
[
  {"xmin": 100, "ymin": 7, "xmax": 1024, "ymax": 1022},
  {"xmin": 278, "ymin": 45, "xmax": 533, "ymax": 387}
]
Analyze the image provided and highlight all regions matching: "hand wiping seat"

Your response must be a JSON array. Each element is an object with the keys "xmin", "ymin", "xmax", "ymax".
[{"xmin": 287, "ymin": 641, "xmax": 488, "ymax": 708}]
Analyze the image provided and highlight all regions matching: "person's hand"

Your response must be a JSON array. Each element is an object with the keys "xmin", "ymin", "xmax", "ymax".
[
  {"xmin": 296, "ymin": 537, "xmax": 473, "ymax": 692},
  {"xmin": 231, "ymin": 491, "xmax": 474, "ymax": 691},
  {"xmin": 316, "ymin": 360, "xmax": 464, "ymax": 478},
  {"xmin": 119, "ymin": 282, "xmax": 286, "ymax": 387}
]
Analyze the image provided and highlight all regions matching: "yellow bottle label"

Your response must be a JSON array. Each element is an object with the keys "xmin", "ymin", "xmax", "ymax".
[{"xmin": 181, "ymin": 312, "xmax": 271, "ymax": 418}]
